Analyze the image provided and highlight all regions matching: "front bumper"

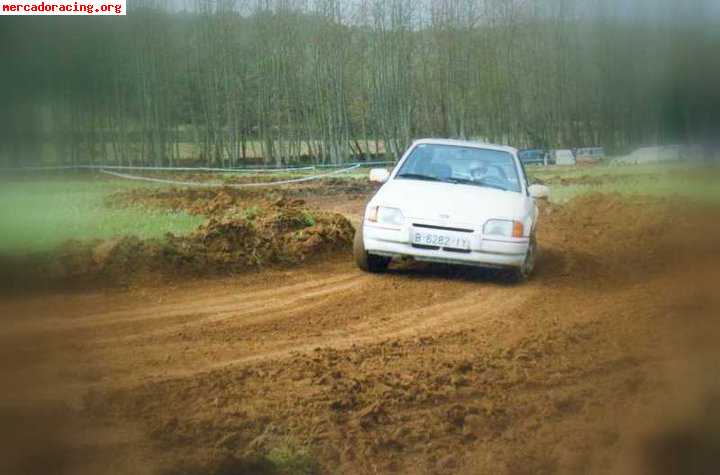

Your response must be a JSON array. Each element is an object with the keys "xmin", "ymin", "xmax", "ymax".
[{"xmin": 364, "ymin": 222, "xmax": 528, "ymax": 269}]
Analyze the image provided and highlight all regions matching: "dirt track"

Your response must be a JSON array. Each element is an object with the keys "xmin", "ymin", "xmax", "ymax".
[{"xmin": 2, "ymin": 192, "xmax": 720, "ymax": 474}]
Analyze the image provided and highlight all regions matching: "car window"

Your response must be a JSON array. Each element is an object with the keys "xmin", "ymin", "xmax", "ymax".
[{"xmin": 397, "ymin": 144, "xmax": 521, "ymax": 193}]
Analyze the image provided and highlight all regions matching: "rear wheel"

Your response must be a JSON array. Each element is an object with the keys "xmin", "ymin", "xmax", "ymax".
[{"xmin": 353, "ymin": 225, "xmax": 390, "ymax": 273}]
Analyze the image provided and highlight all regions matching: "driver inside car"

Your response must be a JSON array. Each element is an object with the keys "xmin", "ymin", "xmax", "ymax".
[{"xmin": 469, "ymin": 161, "xmax": 489, "ymax": 182}]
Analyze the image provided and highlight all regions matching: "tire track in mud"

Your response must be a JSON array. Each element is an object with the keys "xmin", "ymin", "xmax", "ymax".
[
  {"xmin": 94, "ymin": 272, "xmax": 541, "ymax": 385},
  {"xmin": 0, "ymin": 270, "xmax": 370, "ymax": 393},
  {"xmin": 6, "ymin": 272, "xmax": 361, "ymax": 335},
  {"xmin": 88, "ymin": 275, "xmax": 365, "ymax": 345},
  {"xmin": 8, "ymin": 262, "xmax": 538, "ymax": 393}
]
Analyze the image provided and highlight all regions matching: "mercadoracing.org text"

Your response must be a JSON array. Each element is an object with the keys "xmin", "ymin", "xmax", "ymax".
[{"xmin": 1, "ymin": 0, "xmax": 125, "ymax": 15}]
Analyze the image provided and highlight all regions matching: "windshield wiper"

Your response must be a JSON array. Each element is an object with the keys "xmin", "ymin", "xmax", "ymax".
[
  {"xmin": 396, "ymin": 173, "xmax": 444, "ymax": 182},
  {"xmin": 446, "ymin": 177, "xmax": 509, "ymax": 191}
]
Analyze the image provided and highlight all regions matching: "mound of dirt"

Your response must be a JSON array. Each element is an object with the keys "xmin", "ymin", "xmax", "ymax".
[
  {"xmin": 188, "ymin": 200, "xmax": 354, "ymax": 268},
  {"xmin": 533, "ymin": 174, "xmax": 627, "ymax": 186},
  {"xmin": 0, "ymin": 199, "xmax": 354, "ymax": 290},
  {"xmin": 106, "ymin": 187, "xmax": 273, "ymax": 216},
  {"xmin": 106, "ymin": 179, "xmax": 379, "ymax": 216}
]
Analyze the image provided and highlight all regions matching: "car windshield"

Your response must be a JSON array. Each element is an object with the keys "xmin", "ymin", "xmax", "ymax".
[{"xmin": 396, "ymin": 144, "xmax": 522, "ymax": 192}]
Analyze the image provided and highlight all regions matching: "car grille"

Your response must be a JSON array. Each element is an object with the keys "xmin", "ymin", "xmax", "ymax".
[
  {"xmin": 444, "ymin": 247, "xmax": 471, "ymax": 254},
  {"xmin": 411, "ymin": 243, "xmax": 471, "ymax": 254},
  {"xmin": 412, "ymin": 243, "xmax": 439, "ymax": 250}
]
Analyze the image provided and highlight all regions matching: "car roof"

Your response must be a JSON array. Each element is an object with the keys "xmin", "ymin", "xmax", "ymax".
[{"xmin": 412, "ymin": 138, "xmax": 517, "ymax": 155}]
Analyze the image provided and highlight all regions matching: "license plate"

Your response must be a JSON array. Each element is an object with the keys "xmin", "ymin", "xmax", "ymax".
[{"xmin": 412, "ymin": 231, "xmax": 471, "ymax": 250}]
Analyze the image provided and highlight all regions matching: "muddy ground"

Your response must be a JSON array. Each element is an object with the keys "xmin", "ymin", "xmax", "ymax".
[{"xmin": 1, "ymin": 182, "xmax": 720, "ymax": 475}]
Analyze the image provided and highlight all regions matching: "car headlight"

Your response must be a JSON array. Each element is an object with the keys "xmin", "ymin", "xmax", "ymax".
[
  {"xmin": 483, "ymin": 219, "xmax": 524, "ymax": 238},
  {"xmin": 367, "ymin": 206, "xmax": 405, "ymax": 226}
]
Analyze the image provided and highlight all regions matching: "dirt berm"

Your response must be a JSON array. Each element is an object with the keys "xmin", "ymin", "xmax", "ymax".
[{"xmin": 0, "ymin": 198, "xmax": 354, "ymax": 290}]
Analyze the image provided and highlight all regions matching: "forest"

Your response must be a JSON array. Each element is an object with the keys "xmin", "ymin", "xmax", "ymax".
[{"xmin": 1, "ymin": 0, "xmax": 718, "ymax": 167}]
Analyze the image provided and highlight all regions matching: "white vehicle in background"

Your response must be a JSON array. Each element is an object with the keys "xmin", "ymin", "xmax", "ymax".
[
  {"xmin": 553, "ymin": 149, "xmax": 576, "ymax": 166},
  {"xmin": 576, "ymin": 147, "xmax": 606, "ymax": 163},
  {"xmin": 354, "ymin": 139, "xmax": 549, "ymax": 281}
]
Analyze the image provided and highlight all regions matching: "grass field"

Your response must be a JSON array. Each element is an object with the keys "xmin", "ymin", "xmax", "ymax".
[
  {"xmin": 527, "ymin": 162, "xmax": 720, "ymax": 203},
  {"xmin": 0, "ymin": 179, "xmax": 203, "ymax": 254},
  {"xmin": 2, "ymin": 162, "xmax": 717, "ymax": 255}
]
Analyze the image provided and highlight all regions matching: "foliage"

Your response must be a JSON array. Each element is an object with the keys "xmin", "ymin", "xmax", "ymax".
[
  {"xmin": 242, "ymin": 206, "xmax": 263, "ymax": 221},
  {"xmin": 1, "ymin": 1, "xmax": 718, "ymax": 168},
  {"xmin": 265, "ymin": 444, "xmax": 318, "ymax": 475},
  {"xmin": 300, "ymin": 210, "xmax": 317, "ymax": 227}
]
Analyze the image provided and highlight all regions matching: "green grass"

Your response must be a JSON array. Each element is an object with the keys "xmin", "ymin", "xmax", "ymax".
[
  {"xmin": 526, "ymin": 162, "xmax": 720, "ymax": 204},
  {"xmin": 2, "ymin": 162, "xmax": 716, "ymax": 254},
  {"xmin": 265, "ymin": 444, "xmax": 318, "ymax": 475},
  {"xmin": 0, "ymin": 179, "xmax": 204, "ymax": 254}
]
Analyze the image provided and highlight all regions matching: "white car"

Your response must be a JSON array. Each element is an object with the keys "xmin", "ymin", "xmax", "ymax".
[{"xmin": 354, "ymin": 139, "xmax": 549, "ymax": 280}]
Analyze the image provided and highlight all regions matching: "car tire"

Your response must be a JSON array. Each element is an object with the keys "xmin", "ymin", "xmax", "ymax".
[
  {"xmin": 507, "ymin": 235, "xmax": 537, "ymax": 283},
  {"xmin": 353, "ymin": 225, "xmax": 390, "ymax": 273}
]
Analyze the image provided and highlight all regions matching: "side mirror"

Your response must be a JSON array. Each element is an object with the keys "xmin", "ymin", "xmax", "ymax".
[
  {"xmin": 528, "ymin": 184, "xmax": 550, "ymax": 200},
  {"xmin": 369, "ymin": 168, "xmax": 390, "ymax": 183}
]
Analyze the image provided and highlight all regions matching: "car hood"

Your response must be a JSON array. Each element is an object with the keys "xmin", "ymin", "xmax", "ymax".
[{"xmin": 371, "ymin": 179, "xmax": 525, "ymax": 225}]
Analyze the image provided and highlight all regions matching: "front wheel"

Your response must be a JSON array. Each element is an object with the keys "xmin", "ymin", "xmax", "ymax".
[
  {"xmin": 506, "ymin": 235, "xmax": 537, "ymax": 283},
  {"xmin": 353, "ymin": 225, "xmax": 390, "ymax": 273}
]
